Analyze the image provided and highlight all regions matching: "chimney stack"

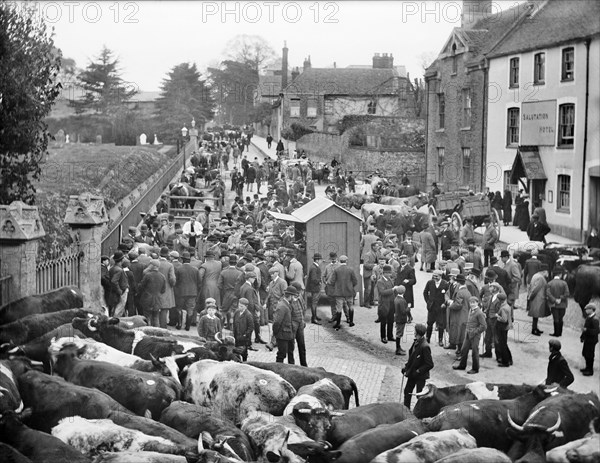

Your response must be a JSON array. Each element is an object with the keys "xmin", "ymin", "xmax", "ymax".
[
  {"xmin": 291, "ymin": 66, "xmax": 300, "ymax": 81},
  {"xmin": 282, "ymin": 41, "xmax": 288, "ymax": 89},
  {"xmin": 373, "ymin": 52, "xmax": 394, "ymax": 69},
  {"xmin": 461, "ymin": 0, "xmax": 492, "ymax": 29},
  {"xmin": 303, "ymin": 55, "xmax": 311, "ymax": 71}
]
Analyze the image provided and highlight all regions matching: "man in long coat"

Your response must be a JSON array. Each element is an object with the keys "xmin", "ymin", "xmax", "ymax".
[
  {"xmin": 199, "ymin": 250, "xmax": 221, "ymax": 311},
  {"xmin": 137, "ymin": 259, "xmax": 166, "ymax": 327},
  {"xmin": 395, "ymin": 255, "xmax": 416, "ymax": 308},
  {"xmin": 423, "ymin": 270, "xmax": 449, "ymax": 346},
  {"xmin": 157, "ymin": 247, "xmax": 176, "ymax": 329},
  {"xmin": 273, "ymin": 287, "xmax": 296, "ymax": 363},
  {"xmin": 239, "ymin": 271, "xmax": 266, "ymax": 344},
  {"xmin": 218, "ymin": 256, "xmax": 243, "ymax": 329},
  {"xmin": 528, "ymin": 265, "xmax": 550, "ymax": 336},
  {"xmin": 446, "ymin": 274, "xmax": 471, "ymax": 353},
  {"xmin": 174, "ymin": 251, "xmax": 200, "ymax": 331},
  {"xmin": 323, "ymin": 252, "xmax": 340, "ymax": 322},
  {"xmin": 420, "ymin": 227, "xmax": 437, "ymax": 272},
  {"xmin": 327, "ymin": 255, "xmax": 358, "ymax": 329},
  {"xmin": 376, "ymin": 265, "xmax": 396, "ymax": 343}
]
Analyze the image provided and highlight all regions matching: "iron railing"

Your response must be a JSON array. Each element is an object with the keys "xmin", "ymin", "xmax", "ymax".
[{"xmin": 36, "ymin": 248, "xmax": 81, "ymax": 294}]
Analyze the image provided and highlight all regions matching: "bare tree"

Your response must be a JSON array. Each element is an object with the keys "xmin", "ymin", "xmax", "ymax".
[
  {"xmin": 224, "ymin": 34, "xmax": 276, "ymax": 72},
  {"xmin": 418, "ymin": 51, "xmax": 438, "ymax": 71}
]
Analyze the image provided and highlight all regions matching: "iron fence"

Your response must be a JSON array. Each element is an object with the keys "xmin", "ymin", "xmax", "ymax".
[{"xmin": 36, "ymin": 248, "xmax": 82, "ymax": 294}]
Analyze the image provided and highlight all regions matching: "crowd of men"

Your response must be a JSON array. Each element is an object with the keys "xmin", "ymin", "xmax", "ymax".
[{"xmin": 100, "ymin": 135, "xmax": 598, "ymax": 391}]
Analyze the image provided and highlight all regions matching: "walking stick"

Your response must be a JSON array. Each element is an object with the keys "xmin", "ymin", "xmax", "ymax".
[{"xmin": 399, "ymin": 371, "xmax": 406, "ymax": 403}]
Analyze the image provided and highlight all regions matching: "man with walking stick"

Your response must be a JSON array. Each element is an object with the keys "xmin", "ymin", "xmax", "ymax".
[{"xmin": 401, "ymin": 323, "xmax": 434, "ymax": 409}]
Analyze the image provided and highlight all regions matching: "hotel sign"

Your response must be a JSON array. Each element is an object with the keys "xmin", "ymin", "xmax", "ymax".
[{"xmin": 521, "ymin": 100, "xmax": 556, "ymax": 146}]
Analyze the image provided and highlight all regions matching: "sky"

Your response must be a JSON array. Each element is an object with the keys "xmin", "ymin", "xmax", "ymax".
[{"xmin": 30, "ymin": 0, "xmax": 526, "ymax": 91}]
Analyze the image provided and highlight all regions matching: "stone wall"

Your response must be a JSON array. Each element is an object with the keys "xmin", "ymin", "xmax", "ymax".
[
  {"xmin": 296, "ymin": 132, "xmax": 343, "ymax": 162},
  {"xmin": 297, "ymin": 117, "xmax": 426, "ymax": 186}
]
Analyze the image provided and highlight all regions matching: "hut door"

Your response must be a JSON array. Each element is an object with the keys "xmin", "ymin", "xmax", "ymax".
[{"xmin": 319, "ymin": 222, "xmax": 348, "ymax": 257}]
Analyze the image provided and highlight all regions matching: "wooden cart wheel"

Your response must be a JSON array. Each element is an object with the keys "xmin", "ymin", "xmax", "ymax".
[
  {"xmin": 491, "ymin": 209, "xmax": 502, "ymax": 240},
  {"xmin": 451, "ymin": 212, "xmax": 463, "ymax": 234}
]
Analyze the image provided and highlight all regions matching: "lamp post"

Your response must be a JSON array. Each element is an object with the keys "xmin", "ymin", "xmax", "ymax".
[{"xmin": 181, "ymin": 125, "xmax": 188, "ymax": 171}]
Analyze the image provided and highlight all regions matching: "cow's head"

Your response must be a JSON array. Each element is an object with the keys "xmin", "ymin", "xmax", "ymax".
[
  {"xmin": 292, "ymin": 403, "xmax": 344, "ymax": 443},
  {"xmin": 53, "ymin": 343, "xmax": 86, "ymax": 376},
  {"xmin": 71, "ymin": 314, "xmax": 104, "ymax": 340},
  {"xmin": 411, "ymin": 383, "xmax": 439, "ymax": 418}
]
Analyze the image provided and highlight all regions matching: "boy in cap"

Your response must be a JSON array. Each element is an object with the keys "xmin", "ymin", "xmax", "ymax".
[
  {"xmin": 580, "ymin": 304, "xmax": 599, "ymax": 376},
  {"xmin": 401, "ymin": 323, "xmax": 433, "ymax": 409},
  {"xmin": 394, "ymin": 285, "xmax": 411, "ymax": 355},
  {"xmin": 545, "ymin": 339, "xmax": 574, "ymax": 387},
  {"xmin": 197, "ymin": 300, "xmax": 222, "ymax": 340}
]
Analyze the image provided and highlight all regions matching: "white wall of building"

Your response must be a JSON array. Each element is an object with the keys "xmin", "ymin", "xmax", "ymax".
[{"xmin": 486, "ymin": 38, "xmax": 599, "ymax": 238}]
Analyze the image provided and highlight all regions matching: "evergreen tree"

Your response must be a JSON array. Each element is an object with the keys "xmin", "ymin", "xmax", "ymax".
[
  {"xmin": 0, "ymin": 3, "xmax": 62, "ymax": 204},
  {"xmin": 208, "ymin": 60, "xmax": 258, "ymax": 126},
  {"xmin": 71, "ymin": 46, "xmax": 136, "ymax": 115},
  {"xmin": 155, "ymin": 63, "xmax": 214, "ymax": 142}
]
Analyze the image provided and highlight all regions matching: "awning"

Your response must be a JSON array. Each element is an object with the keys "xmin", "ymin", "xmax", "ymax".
[{"xmin": 509, "ymin": 146, "xmax": 547, "ymax": 184}]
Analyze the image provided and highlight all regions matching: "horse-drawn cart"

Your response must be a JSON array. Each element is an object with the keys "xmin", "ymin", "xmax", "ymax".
[{"xmin": 429, "ymin": 191, "xmax": 501, "ymax": 239}]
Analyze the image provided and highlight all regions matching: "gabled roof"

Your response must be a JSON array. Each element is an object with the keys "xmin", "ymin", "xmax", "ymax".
[
  {"xmin": 267, "ymin": 198, "xmax": 362, "ymax": 223},
  {"xmin": 426, "ymin": 3, "xmax": 526, "ymax": 74},
  {"xmin": 284, "ymin": 68, "xmax": 400, "ymax": 96},
  {"xmin": 487, "ymin": 0, "xmax": 600, "ymax": 58}
]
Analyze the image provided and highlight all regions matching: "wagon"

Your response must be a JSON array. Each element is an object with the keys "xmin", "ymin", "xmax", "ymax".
[{"xmin": 429, "ymin": 191, "xmax": 501, "ymax": 239}]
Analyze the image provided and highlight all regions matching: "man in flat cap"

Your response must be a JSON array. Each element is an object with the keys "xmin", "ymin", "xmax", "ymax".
[
  {"xmin": 402, "ymin": 323, "xmax": 433, "ymax": 409},
  {"xmin": 239, "ymin": 270, "xmax": 266, "ymax": 345},
  {"xmin": 174, "ymin": 251, "xmax": 201, "ymax": 330}
]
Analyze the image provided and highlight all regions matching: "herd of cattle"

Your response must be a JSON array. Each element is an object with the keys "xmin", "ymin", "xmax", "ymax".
[{"xmin": 0, "ymin": 286, "xmax": 599, "ymax": 463}]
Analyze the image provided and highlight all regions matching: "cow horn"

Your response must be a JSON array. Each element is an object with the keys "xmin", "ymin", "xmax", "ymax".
[
  {"xmin": 546, "ymin": 413, "xmax": 561, "ymax": 433},
  {"xmin": 507, "ymin": 411, "xmax": 524, "ymax": 431},
  {"xmin": 215, "ymin": 331, "xmax": 223, "ymax": 344},
  {"xmin": 297, "ymin": 408, "xmax": 312, "ymax": 414},
  {"xmin": 544, "ymin": 386, "xmax": 558, "ymax": 393},
  {"xmin": 413, "ymin": 384, "xmax": 431, "ymax": 397},
  {"xmin": 87, "ymin": 318, "xmax": 97, "ymax": 331}
]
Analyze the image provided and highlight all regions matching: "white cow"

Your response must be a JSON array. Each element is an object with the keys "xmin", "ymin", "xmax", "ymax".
[
  {"xmin": 48, "ymin": 337, "xmax": 181, "ymax": 384},
  {"xmin": 183, "ymin": 360, "xmax": 296, "ymax": 425},
  {"xmin": 51, "ymin": 416, "xmax": 181, "ymax": 456},
  {"xmin": 371, "ymin": 428, "xmax": 477, "ymax": 463}
]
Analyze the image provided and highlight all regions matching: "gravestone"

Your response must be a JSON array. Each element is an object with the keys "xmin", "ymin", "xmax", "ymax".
[
  {"xmin": 55, "ymin": 129, "xmax": 65, "ymax": 146},
  {"xmin": 96, "ymin": 135, "xmax": 102, "ymax": 144},
  {"xmin": 139, "ymin": 133, "xmax": 147, "ymax": 145},
  {"xmin": 153, "ymin": 134, "xmax": 160, "ymax": 145}
]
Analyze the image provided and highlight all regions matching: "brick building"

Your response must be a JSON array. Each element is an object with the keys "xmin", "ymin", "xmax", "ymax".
[{"xmin": 424, "ymin": 0, "xmax": 526, "ymax": 192}]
